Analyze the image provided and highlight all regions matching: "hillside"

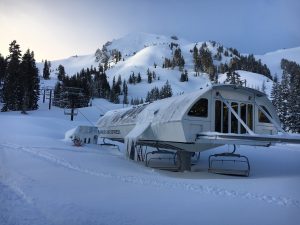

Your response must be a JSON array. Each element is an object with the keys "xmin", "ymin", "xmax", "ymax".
[
  {"xmin": 37, "ymin": 32, "xmax": 300, "ymax": 99},
  {"xmin": 256, "ymin": 47, "xmax": 300, "ymax": 78}
]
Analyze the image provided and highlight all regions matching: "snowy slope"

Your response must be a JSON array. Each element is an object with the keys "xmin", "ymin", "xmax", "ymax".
[
  {"xmin": 104, "ymin": 32, "xmax": 189, "ymax": 57},
  {"xmin": 36, "ymin": 32, "xmax": 300, "ymax": 100},
  {"xmin": 219, "ymin": 70, "xmax": 274, "ymax": 96},
  {"xmin": 37, "ymin": 54, "xmax": 99, "ymax": 79},
  {"xmin": 1, "ymin": 97, "xmax": 300, "ymax": 225},
  {"xmin": 256, "ymin": 47, "xmax": 300, "ymax": 78}
]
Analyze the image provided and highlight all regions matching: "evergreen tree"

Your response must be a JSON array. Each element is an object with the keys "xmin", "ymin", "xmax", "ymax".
[
  {"xmin": 93, "ymin": 70, "xmax": 110, "ymax": 98},
  {"xmin": 172, "ymin": 47, "xmax": 185, "ymax": 70},
  {"xmin": 128, "ymin": 74, "xmax": 133, "ymax": 84},
  {"xmin": 2, "ymin": 40, "xmax": 22, "ymax": 111},
  {"xmin": 278, "ymin": 59, "xmax": 300, "ymax": 132},
  {"xmin": 148, "ymin": 70, "xmax": 152, "ymax": 83},
  {"xmin": 208, "ymin": 65, "xmax": 216, "ymax": 82},
  {"xmin": 20, "ymin": 49, "xmax": 40, "ymax": 111},
  {"xmin": 117, "ymin": 74, "xmax": 122, "ymax": 86},
  {"xmin": 271, "ymin": 74, "xmax": 280, "ymax": 110},
  {"xmin": 199, "ymin": 45, "xmax": 213, "ymax": 74},
  {"xmin": 163, "ymin": 58, "xmax": 172, "ymax": 68},
  {"xmin": 0, "ymin": 54, "xmax": 6, "ymax": 83},
  {"xmin": 159, "ymin": 80, "xmax": 172, "ymax": 99},
  {"xmin": 193, "ymin": 45, "xmax": 201, "ymax": 75},
  {"xmin": 43, "ymin": 60, "xmax": 50, "ymax": 79},
  {"xmin": 180, "ymin": 70, "xmax": 188, "ymax": 82},
  {"xmin": 109, "ymin": 89, "xmax": 119, "ymax": 104},
  {"xmin": 122, "ymin": 80, "xmax": 128, "ymax": 105},
  {"xmin": 217, "ymin": 45, "xmax": 223, "ymax": 53},
  {"xmin": 57, "ymin": 64, "xmax": 66, "ymax": 81},
  {"xmin": 53, "ymin": 81, "xmax": 62, "ymax": 107},
  {"xmin": 225, "ymin": 71, "xmax": 242, "ymax": 85},
  {"xmin": 278, "ymin": 70, "xmax": 290, "ymax": 130},
  {"xmin": 137, "ymin": 72, "xmax": 142, "ymax": 83}
]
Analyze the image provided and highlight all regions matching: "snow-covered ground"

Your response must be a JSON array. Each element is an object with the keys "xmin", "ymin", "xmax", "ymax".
[{"xmin": 1, "ymin": 97, "xmax": 300, "ymax": 225}]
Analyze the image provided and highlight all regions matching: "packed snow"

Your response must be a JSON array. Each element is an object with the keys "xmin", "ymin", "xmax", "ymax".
[
  {"xmin": 1, "ymin": 96, "xmax": 300, "ymax": 225},
  {"xmin": 2, "ymin": 32, "xmax": 300, "ymax": 225}
]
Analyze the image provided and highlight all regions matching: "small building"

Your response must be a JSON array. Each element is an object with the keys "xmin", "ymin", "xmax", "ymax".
[{"xmin": 66, "ymin": 125, "xmax": 99, "ymax": 144}]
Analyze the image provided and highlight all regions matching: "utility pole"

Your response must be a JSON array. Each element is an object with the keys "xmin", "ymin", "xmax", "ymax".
[{"xmin": 48, "ymin": 89, "xmax": 52, "ymax": 110}]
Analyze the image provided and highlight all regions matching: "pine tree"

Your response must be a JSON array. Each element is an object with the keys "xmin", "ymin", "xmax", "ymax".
[
  {"xmin": 160, "ymin": 80, "xmax": 172, "ymax": 99},
  {"xmin": 0, "ymin": 54, "xmax": 6, "ymax": 83},
  {"xmin": 43, "ymin": 60, "xmax": 50, "ymax": 79},
  {"xmin": 128, "ymin": 74, "xmax": 133, "ymax": 84},
  {"xmin": 131, "ymin": 72, "xmax": 136, "ymax": 84},
  {"xmin": 137, "ymin": 72, "xmax": 142, "ymax": 83},
  {"xmin": 57, "ymin": 64, "xmax": 66, "ymax": 81},
  {"xmin": 122, "ymin": 80, "xmax": 128, "ymax": 105},
  {"xmin": 199, "ymin": 45, "xmax": 213, "ymax": 74},
  {"xmin": 2, "ymin": 40, "xmax": 22, "ymax": 111},
  {"xmin": 225, "ymin": 71, "xmax": 242, "ymax": 85},
  {"xmin": 20, "ymin": 49, "xmax": 40, "ymax": 111},
  {"xmin": 279, "ymin": 59, "xmax": 300, "ymax": 132},
  {"xmin": 117, "ymin": 74, "xmax": 122, "ymax": 86},
  {"xmin": 193, "ymin": 45, "xmax": 201, "ymax": 75},
  {"xmin": 271, "ymin": 74, "xmax": 280, "ymax": 110},
  {"xmin": 53, "ymin": 81, "xmax": 62, "ymax": 107},
  {"xmin": 180, "ymin": 70, "xmax": 188, "ymax": 82},
  {"xmin": 279, "ymin": 70, "xmax": 290, "ymax": 129},
  {"xmin": 148, "ymin": 70, "xmax": 152, "ymax": 83}
]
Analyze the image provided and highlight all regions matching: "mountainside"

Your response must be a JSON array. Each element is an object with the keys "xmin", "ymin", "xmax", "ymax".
[
  {"xmin": 255, "ymin": 47, "xmax": 300, "ymax": 78},
  {"xmin": 37, "ymin": 32, "xmax": 300, "ymax": 99}
]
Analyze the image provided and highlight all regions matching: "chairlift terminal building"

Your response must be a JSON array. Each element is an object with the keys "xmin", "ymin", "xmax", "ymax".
[{"xmin": 96, "ymin": 84, "xmax": 300, "ymax": 174}]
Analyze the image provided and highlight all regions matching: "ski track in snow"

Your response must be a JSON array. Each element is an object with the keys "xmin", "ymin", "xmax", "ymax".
[
  {"xmin": 0, "ymin": 181, "xmax": 54, "ymax": 225},
  {"xmin": 1, "ymin": 143, "xmax": 299, "ymax": 209}
]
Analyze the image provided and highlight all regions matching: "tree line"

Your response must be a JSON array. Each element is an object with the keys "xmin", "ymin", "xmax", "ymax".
[
  {"xmin": 271, "ymin": 59, "xmax": 300, "ymax": 133},
  {"xmin": 0, "ymin": 40, "xmax": 39, "ymax": 113}
]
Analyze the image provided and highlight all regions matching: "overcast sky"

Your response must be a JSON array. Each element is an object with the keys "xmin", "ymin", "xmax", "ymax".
[{"xmin": 1, "ymin": 0, "xmax": 299, "ymax": 61}]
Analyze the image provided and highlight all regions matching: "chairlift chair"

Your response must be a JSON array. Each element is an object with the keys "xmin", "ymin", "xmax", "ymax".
[
  {"xmin": 99, "ymin": 138, "xmax": 120, "ymax": 151},
  {"xmin": 208, "ymin": 145, "xmax": 250, "ymax": 177},
  {"xmin": 64, "ymin": 108, "xmax": 78, "ymax": 116},
  {"xmin": 145, "ymin": 148, "xmax": 180, "ymax": 171}
]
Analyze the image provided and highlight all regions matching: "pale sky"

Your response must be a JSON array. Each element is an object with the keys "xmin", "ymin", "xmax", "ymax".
[{"xmin": 0, "ymin": 0, "xmax": 299, "ymax": 61}]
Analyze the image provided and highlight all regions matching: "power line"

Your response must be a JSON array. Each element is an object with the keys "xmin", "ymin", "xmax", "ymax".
[{"xmin": 77, "ymin": 109, "xmax": 95, "ymax": 126}]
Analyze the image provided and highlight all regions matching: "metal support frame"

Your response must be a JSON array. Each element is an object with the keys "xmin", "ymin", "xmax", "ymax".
[
  {"xmin": 254, "ymin": 100, "xmax": 286, "ymax": 134},
  {"xmin": 217, "ymin": 92, "xmax": 255, "ymax": 135}
]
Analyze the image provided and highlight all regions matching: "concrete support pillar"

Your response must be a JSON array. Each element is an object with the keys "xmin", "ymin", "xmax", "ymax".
[{"xmin": 177, "ymin": 151, "xmax": 192, "ymax": 171}]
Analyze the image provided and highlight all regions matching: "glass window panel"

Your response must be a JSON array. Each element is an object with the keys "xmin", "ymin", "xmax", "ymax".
[
  {"xmin": 240, "ymin": 103, "xmax": 247, "ymax": 133},
  {"xmin": 223, "ymin": 102, "xmax": 228, "ymax": 133},
  {"xmin": 188, "ymin": 98, "xmax": 208, "ymax": 117},
  {"xmin": 258, "ymin": 105, "xmax": 271, "ymax": 123},
  {"xmin": 231, "ymin": 102, "xmax": 238, "ymax": 133},
  {"xmin": 215, "ymin": 100, "xmax": 221, "ymax": 132},
  {"xmin": 247, "ymin": 104, "xmax": 253, "ymax": 130}
]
